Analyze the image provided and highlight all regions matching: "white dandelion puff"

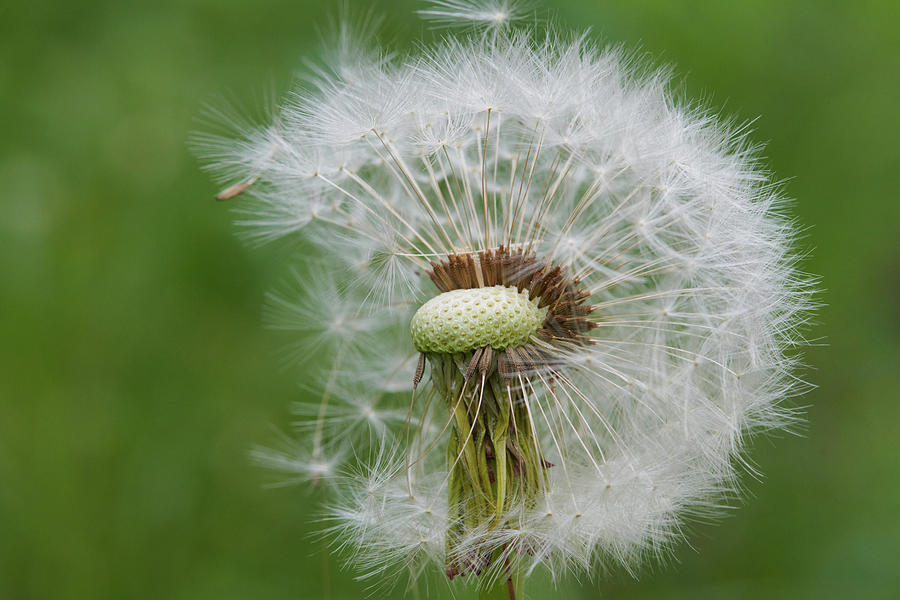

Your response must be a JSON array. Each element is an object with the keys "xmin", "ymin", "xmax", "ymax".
[{"xmin": 197, "ymin": 1, "xmax": 815, "ymax": 597}]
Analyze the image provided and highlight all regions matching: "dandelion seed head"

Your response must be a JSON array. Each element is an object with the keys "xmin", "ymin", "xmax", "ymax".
[{"xmin": 198, "ymin": 0, "xmax": 815, "ymax": 591}]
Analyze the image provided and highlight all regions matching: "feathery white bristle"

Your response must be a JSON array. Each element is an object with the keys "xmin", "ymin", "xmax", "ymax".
[{"xmin": 418, "ymin": 0, "xmax": 532, "ymax": 29}]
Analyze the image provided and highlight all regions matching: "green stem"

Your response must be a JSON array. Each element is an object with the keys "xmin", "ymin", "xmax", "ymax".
[{"xmin": 478, "ymin": 563, "xmax": 522, "ymax": 600}]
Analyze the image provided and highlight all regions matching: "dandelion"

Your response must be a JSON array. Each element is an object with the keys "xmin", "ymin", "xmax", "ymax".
[{"xmin": 195, "ymin": 1, "xmax": 814, "ymax": 597}]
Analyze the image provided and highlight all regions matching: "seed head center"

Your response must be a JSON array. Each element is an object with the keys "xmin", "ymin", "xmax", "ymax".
[{"xmin": 411, "ymin": 286, "xmax": 547, "ymax": 354}]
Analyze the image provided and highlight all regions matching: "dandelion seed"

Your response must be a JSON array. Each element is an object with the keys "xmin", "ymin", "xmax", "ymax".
[
  {"xmin": 196, "ymin": 1, "xmax": 815, "ymax": 597},
  {"xmin": 216, "ymin": 175, "xmax": 258, "ymax": 201},
  {"xmin": 418, "ymin": 0, "xmax": 532, "ymax": 29}
]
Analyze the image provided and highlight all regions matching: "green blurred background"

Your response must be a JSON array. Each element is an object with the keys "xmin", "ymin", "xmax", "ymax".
[{"xmin": 1, "ymin": 0, "xmax": 898, "ymax": 598}]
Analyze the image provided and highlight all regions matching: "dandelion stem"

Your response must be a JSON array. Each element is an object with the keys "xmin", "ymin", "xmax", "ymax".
[{"xmin": 478, "ymin": 556, "xmax": 522, "ymax": 600}]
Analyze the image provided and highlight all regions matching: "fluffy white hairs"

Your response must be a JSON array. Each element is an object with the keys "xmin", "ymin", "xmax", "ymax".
[{"xmin": 196, "ymin": 0, "xmax": 815, "ymax": 590}]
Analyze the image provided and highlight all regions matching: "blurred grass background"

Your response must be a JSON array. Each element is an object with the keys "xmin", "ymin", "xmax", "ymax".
[{"xmin": 1, "ymin": 0, "xmax": 898, "ymax": 598}]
